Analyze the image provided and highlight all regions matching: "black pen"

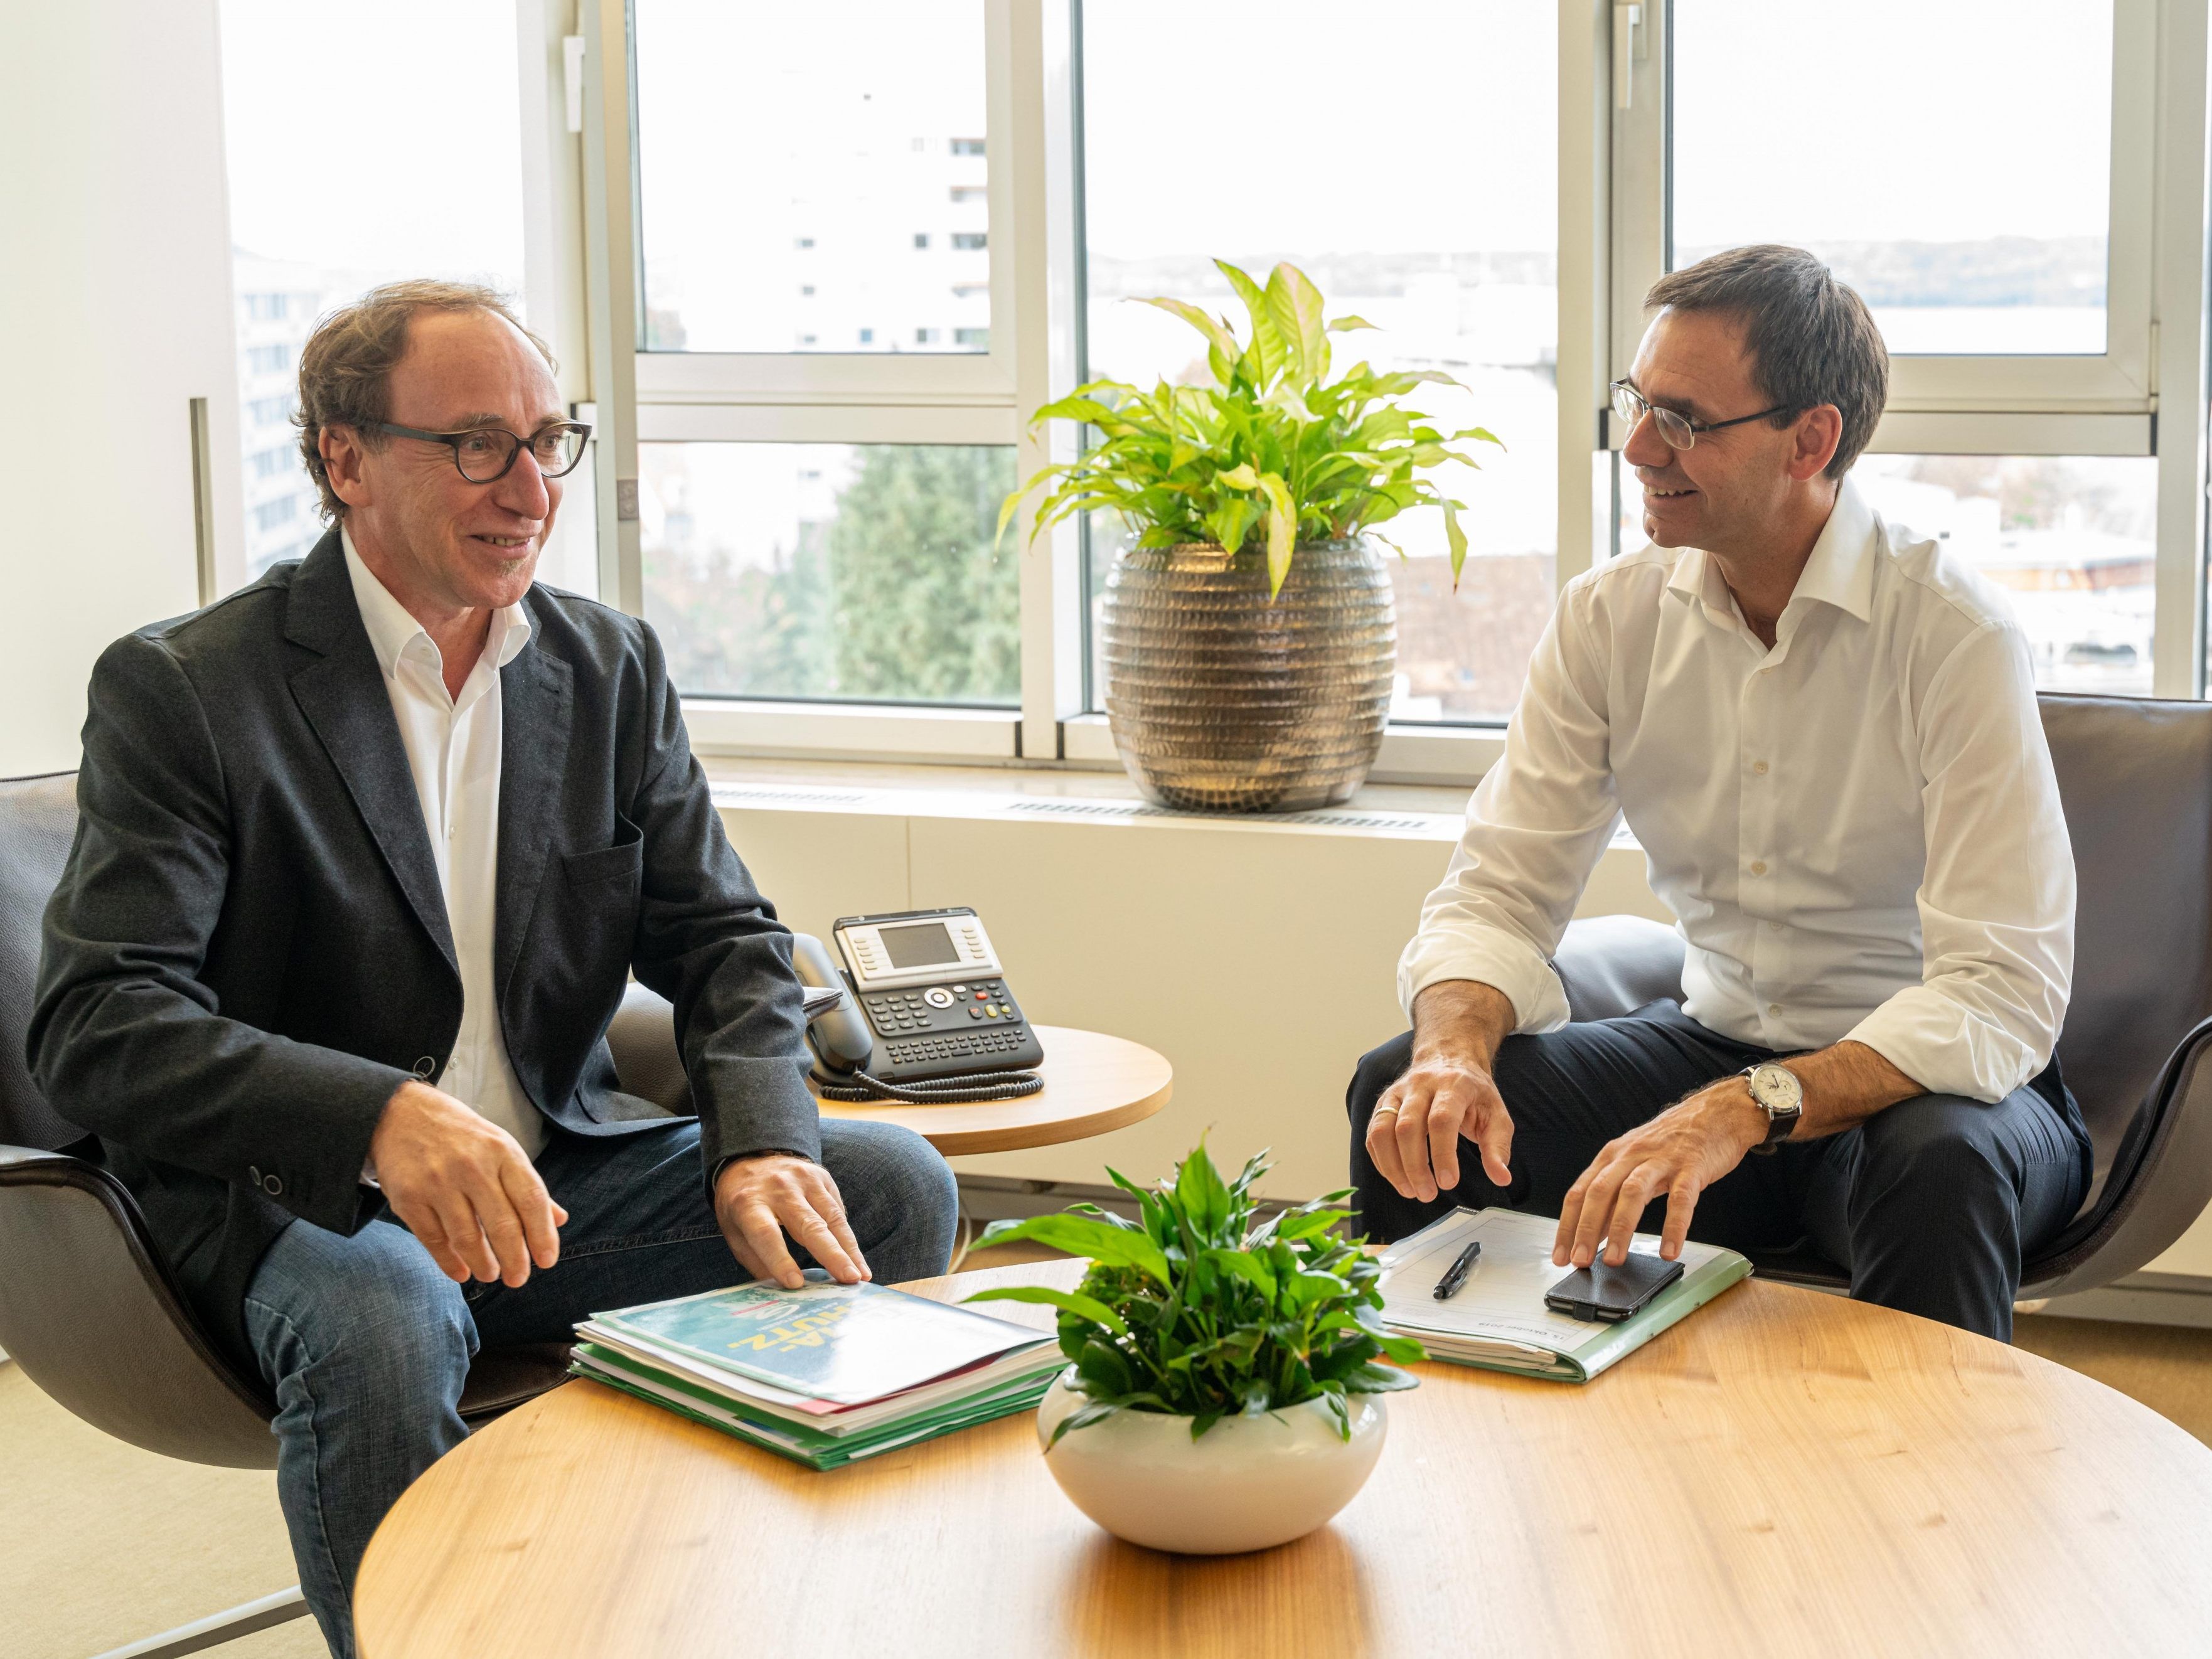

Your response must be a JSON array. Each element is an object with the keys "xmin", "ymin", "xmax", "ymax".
[{"xmin": 1432, "ymin": 1240, "xmax": 1482, "ymax": 1299}]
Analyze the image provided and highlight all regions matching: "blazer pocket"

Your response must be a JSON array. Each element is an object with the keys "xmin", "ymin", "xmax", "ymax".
[{"xmin": 562, "ymin": 833, "xmax": 643, "ymax": 889}]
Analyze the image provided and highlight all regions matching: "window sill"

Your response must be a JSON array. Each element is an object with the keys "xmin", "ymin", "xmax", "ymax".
[{"xmin": 1058, "ymin": 712, "xmax": 1506, "ymax": 787}]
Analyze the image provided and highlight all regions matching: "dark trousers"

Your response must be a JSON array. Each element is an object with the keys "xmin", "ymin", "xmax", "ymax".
[{"xmin": 1344, "ymin": 1001, "xmax": 2091, "ymax": 1342}]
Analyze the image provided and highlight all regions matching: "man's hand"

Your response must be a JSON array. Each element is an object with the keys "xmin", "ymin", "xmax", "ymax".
[
  {"xmin": 370, "ymin": 1080, "xmax": 567, "ymax": 1286},
  {"xmin": 1369, "ymin": 979, "xmax": 1520, "ymax": 1203},
  {"xmin": 713, "ymin": 1154, "xmax": 869, "ymax": 1289},
  {"xmin": 1553, "ymin": 1079, "xmax": 1766, "ymax": 1268}
]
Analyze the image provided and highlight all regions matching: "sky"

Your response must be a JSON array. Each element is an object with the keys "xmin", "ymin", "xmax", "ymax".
[{"xmin": 1673, "ymin": 0, "xmax": 2112, "ymax": 247}]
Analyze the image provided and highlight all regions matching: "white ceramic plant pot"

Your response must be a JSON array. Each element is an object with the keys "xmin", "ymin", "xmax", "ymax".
[{"xmin": 1035, "ymin": 1374, "xmax": 1387, "ymax": 1554}]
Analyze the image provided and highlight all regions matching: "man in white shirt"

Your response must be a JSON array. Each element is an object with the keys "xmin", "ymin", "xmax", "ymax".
[
  {"xmin": 33, "ymin": 282, "xmax": 956, "ymax": 1657},
  {"xmin": 1351, "ymin": 246, "xmax": 2089, "ymax": 1342}
]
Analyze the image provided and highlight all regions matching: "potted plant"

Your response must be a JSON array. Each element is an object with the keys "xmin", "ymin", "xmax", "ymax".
[
  {"xmin": 1000, "ymin": 259, "xmax": 1501, "ymax": 813},
  {"xmin": 965, "ymin": 1143, "xmax": 1424, "ymax": 1555}
]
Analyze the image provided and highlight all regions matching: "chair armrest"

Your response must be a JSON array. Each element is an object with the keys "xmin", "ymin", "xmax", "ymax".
[
  {"xmin": 2028, "ymin": 1016, "xmax": 2212, "ymax": 1298},
  {"xmin": 607, "ymin": 982, "xmax": 691, "ymax": 1114},
  {"xmin": 1552, "ymin": 915, "xmax": 1687, "ymax": 1023},
  {"xmin": 0, "ymin": 1144, "xmax": 280, "ymax": 1467}
]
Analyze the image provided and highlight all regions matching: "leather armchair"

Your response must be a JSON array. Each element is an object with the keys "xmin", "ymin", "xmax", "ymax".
[
  {"xmin": 0, "ymin": 772, "xmax": 572, "ymax": 1458},
  {"xmin": 1550, "ymin": 693, "xmax": 2212, "ymax": 1300}
]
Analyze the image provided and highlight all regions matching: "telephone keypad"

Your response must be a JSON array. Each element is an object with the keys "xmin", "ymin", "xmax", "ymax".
[{"xmin": 863, "ymin": 978, "xmax": 1025, "ymax": 1068}]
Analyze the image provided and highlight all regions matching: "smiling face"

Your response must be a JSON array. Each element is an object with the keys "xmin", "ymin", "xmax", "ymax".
[
  {"xmin": 321, "ymin": 306, "xmax": 563, "ymax": 619},
  {"xmin": 1622, "ymin": 307, "xmax": 1823, "ymax": 558}
]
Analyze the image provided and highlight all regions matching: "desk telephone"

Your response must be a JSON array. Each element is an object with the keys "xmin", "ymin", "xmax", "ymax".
[{"xmin": 791, "ymin": 907, "xmax": 1044, "ymax": 1103}]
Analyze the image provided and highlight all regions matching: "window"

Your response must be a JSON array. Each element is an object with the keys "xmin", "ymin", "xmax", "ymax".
[
  {"xmin": 570, "ymin": 0, "xmax": 2206, "ymax": 771},
  {"xmin": 1079, "ymin": 1, "xmax": 1558, "ymax": 725},
  {"xmin": 640, "ymin": 443, "xmax": 1019, "ymax": 705},
  {"xmin": 633, "ymin": 1, "xmax": 990, "ymax": 355},
  {"xmin": 250, "ymin": 445, "xmax": 292, "ymax": 479},
  {"xmin": 1607, "ymin": 0, "xmax": 2195, "ymax": 696},
  {"xmin": 220, "ymin": 0, "xmax": 528, "ymax": 579},
  {"xmin": 1673, "ymin": 1, "xmax": 2113, "ymax": 358}
]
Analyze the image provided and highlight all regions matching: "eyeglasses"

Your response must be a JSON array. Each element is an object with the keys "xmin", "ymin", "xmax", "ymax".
[
  {"xmin": 1610, "ymin": 381, "xmax": 1787, "ymax": 451},
  {"xmin": 370, "ymin": 420, "xmax": 593, "ymax": 483}
]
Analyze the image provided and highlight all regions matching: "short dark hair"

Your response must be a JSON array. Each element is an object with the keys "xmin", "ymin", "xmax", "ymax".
[
  {"xmin": 1645, "ymin": 246, "xmax": 1888, "ymax": 478},
  {"xmin": 295, "ymin": 279, "xmax": 556, "ymax": 521}
]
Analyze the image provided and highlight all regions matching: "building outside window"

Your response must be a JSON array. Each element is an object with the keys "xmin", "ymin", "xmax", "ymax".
[{"xmin": 218, "ymin": 0, "xmax": 526, "ymax": 578}]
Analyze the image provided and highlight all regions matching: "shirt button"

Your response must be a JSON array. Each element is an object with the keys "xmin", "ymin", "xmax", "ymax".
[
  {"xmin": 1751, "ymin": 761, "xmax": 1770, "ymax": 775},
  {"xmin": 1769, "ymin": 921, "xmax": 1784, "ymax": 933},
  {"xmin": 1768, "ymin": 1003, "xmax": 1782, "ymax": 1016},
  {"xmin": 1750, "ymin": 860, "xmax": 1768, "ymax": 877}
]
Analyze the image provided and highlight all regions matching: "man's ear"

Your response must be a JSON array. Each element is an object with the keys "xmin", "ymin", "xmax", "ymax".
[
  {"xmin": 319, "ymin": 424, "xmax": 373, "ymax": 512},
  {"xmin": 1787, "ymin": 405, "xmax": 1844, "ymax": 483}
]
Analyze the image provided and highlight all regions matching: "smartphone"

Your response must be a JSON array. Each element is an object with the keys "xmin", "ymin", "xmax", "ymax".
[{"xmin": 1544, "ymin": 1252, "xmax": 1685, "ymax": 1323}]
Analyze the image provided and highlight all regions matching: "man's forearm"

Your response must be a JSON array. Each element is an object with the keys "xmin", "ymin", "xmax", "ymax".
[
  {"xmin": 1410, "ymin": 980, "xmax": 1518, "ymax": 1072},
  {"xmin": 1777, "ymin": 1038, "xmax": 1924, "ymax": 1141}
]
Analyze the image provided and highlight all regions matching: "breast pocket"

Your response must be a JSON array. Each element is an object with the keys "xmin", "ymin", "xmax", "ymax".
[{"xmin": 562, "ymin": 823, "xmax": 643, "ymax": 890}]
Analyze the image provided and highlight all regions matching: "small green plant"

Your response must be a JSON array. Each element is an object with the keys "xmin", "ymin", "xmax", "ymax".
[
  {"xmin": 964, "ymin": 1143, "xmax": 1424, "ymax": 1446},
  {"xmin": 997, "ymin": 259, "xmax": 1502, "ymax": 599}
]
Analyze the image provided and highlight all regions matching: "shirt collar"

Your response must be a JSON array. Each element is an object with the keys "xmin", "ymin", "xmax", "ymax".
[
  {"xmin": 1660, "ymin": 475, "xmax": 1878, "ymax": 627},
  {"xmin": 339, "ymin": 523, "xmax": 532, "ymax": 683}
]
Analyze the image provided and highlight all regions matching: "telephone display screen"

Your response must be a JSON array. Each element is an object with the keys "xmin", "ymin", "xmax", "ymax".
[{"xmin": 880, "ymin": 921, "xmax": 959, "ymax": 969}]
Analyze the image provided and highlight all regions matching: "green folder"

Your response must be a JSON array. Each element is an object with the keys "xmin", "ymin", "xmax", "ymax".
[{"xmin": 1378, "ymin": 1207, "xmax": 1753, "ymax": 1383}]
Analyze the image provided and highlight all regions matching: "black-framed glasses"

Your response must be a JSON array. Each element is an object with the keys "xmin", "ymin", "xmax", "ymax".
[
  {"xmin": 370, "ymin": 420, "xmax": 593, "ymax": 483},
  {"xmin": 1610, "ymin": 381, "xmax": 1788, "ymax": 451}
]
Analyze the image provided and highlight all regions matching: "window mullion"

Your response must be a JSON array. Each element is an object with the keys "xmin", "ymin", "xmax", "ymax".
[{"xmin": 580, "ymin": 0, "xmax": 643, "ymax": 616}]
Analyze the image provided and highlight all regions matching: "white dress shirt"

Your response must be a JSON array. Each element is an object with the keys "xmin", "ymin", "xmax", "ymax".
[
  {"xmin": 343, "ymin": 527, "xmax": 545, "ymax": 1156},
  {"xmin": 1399, "ymin": 478, "xmax": 2074, "ymax": 1104}
]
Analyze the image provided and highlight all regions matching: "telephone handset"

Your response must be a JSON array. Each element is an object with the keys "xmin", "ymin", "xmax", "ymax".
[{"xmin": 791, "ymin": 907, "xmax": 1044, "ymax": 1103}]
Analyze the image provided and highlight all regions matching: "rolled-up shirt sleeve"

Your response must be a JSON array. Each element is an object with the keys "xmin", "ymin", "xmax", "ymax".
[
  {"xmin": 1846, "ymin": 619, "xmax": 2073, "ymax": 1102},
  {"xmin": 1397, "ymin": 585, "xmax": 1622, "ymax": 1032}
]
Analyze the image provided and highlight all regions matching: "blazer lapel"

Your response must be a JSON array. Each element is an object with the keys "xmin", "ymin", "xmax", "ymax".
[
  {"xmin": 284, "ymin": 533, "xmax": 457, "ymax": 973},
  {"xmin": 494, "ymin": 606, "xmax": 572, "ymax": 1002}
]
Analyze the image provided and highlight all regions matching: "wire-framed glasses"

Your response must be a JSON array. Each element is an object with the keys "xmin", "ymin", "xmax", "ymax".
[
  {"xmin": 1610, "ymin": 381, "xmax": 1787, "ymax": 451},
  {"xmin": 370, "ymin": 420, "xmax": 594, "ymax": 483}
]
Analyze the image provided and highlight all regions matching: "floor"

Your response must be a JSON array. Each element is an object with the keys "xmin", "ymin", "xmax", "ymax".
[{"xmin": 3, "ymin": 1267, "xmax": 2207, "ymax": 1659}]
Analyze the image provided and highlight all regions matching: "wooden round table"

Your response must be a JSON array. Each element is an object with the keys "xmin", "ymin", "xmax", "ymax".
[
  {"xmin": 808, "ymin": 1023, "xmax": 1171, "ymax": 1155},
  {"xmin": 356, "ymin": 1260, "xmax": 2212, "ymax": 1658}
]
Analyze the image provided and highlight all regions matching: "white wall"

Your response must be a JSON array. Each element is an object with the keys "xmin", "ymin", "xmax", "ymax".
[{"xmin": 0, "ymin": 0, "xmax": 243, "ymax": 776}]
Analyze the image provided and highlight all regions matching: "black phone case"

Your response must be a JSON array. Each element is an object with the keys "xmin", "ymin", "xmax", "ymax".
[{"xmin": 1544, "ymin": 1253, "xmax": 1686, "ymax": 1322}]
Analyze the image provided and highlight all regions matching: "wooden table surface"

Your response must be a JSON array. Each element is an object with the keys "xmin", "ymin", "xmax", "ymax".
[
  {"xmin": 356, "ymin": 1259, "xmax": 2212, "ymax": 1659},
  {"xmin": 808, "ymin": 1024, "xmax": 1171, "ymax": 1155}
]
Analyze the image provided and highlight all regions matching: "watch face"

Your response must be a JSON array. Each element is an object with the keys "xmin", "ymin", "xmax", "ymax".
[{"xmin": 1749, "ymin": 1065, "xmax": 1802, "ymax": 1113}]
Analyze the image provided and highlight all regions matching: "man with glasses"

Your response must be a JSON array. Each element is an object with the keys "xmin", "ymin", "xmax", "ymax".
[
  {"xmin": 1347, "ymin": 245, "xmax": 2086, "ymax": 1343},
  {"xmin": 31, "ymin": 280, "xmax": 957, "ymax": 1656}
]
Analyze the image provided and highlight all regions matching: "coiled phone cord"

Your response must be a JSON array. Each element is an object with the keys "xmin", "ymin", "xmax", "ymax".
[{"xmin": 813, "ymin": 1067, "xmax": 1045, "ymax": 1104}]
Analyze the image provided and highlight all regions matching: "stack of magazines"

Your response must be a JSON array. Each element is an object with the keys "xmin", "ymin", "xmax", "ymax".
[{"xmin": 571, "ymin": 1274, "xmax": 1064, "ymax": 1470}]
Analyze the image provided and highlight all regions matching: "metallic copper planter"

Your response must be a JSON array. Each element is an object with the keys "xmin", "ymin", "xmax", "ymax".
[{"xmin": 1100, "ymin": 538, "xmax": 1397, "ymax": 813}]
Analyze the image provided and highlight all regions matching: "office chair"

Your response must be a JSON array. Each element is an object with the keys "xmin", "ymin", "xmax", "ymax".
[
  {"xmin": 1546, "ymin": 693, "xmax": 2212, "ymax": 1302},
  {"xmin": 0, "ymin": 772, "xmax": 575, "ymax": 1657}
]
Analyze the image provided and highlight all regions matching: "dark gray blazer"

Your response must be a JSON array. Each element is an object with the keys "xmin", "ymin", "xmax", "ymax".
[{"xmin": 28, "ymin": 530, "xmax": 819, "ymax": 1363}]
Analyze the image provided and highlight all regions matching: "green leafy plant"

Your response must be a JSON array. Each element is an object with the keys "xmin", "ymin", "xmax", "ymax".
[
  {"xmin": 997, "ymin": 259, "xmax": 1502, "ymax": 599},
  {"xmin": 964, "ymin": 1143, "xmax": 1424, "ymax": 1446}
]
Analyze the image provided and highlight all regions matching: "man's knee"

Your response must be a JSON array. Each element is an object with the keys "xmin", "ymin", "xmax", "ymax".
[
  {"xmin": 820, "ymin": 1120, "xmax": 958, "ymax": 1278},
  {"xmin": 1346, "ymin": 1031, "xmax": 1415, "ymax": 1131},
  {"xmin": 1850, "ymin": 1094, "xmax": 2014, "ymax": 1221}
]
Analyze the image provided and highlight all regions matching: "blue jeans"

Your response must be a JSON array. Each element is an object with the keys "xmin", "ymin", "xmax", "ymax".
[
  {"xmin": 1346, "ymin": 1001, "xmax": 2091, "ymax": 1343},
  {"xmin": 242, "ymin": 1116, "xmax": 957, "ymax": 1658}
]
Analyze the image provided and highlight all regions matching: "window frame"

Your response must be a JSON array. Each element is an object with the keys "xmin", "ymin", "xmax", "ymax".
[{"xmin": 552, "ymin": 0, "xmax": 2212, "ymax": 782}]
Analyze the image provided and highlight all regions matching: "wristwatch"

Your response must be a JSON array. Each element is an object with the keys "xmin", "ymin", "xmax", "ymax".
[{"xmin": 1741, "ymin": 1062, "xmax": 1803, "ymax": 1155}]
